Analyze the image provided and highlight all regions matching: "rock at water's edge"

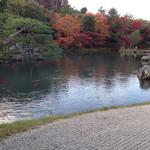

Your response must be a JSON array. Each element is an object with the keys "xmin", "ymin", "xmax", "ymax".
[
  {"xmin": 137, "ymin": 65, "xmax": 150, "ymax": 80},
  {"xmin": 141, "ymin": 56, "xmax": 150, "ymax": 61}
]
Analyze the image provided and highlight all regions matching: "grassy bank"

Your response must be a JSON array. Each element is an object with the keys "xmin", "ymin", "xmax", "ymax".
[{"xmin": 1, "ymin": 101, "xmax": 150, "ymax": 140}]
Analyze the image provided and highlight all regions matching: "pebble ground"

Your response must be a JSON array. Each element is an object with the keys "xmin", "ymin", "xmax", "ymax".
[{"xmin": 1, "ymin": 105, "xmax": 150, "ymax": 150}]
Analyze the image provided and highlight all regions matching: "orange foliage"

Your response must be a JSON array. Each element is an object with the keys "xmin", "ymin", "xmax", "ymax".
[
  {"xmin": 94, "ymin": 13, "xmax": 110, "ymax": 37},
  {"xmin": 53, "ymin": 13, "xmax": 91, "ymax": 48},
  {"xmin": 54, "ymin": 13, "xmax": 83, "ymax": 36}
]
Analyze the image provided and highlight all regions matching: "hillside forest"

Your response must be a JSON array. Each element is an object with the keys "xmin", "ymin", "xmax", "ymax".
[{"xmin": 1, "ymin": 0, "xmax": 150, "ymax": 61}]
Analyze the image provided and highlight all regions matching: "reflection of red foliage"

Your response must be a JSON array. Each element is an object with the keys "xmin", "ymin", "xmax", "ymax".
[
  {"xmin": 32, "ymin": 83, "xmax": 40, "ymax": 87},
  {"xmin": 0, "ymin": 75, "xmax": 7, "ymax": 84},
  {"xmin": 5, "ymin": 64, "xmax": 14, "ymax": 70},
  {"xmin": 148, "ymin": 28, "xmax": 150, "ymax": 35}
]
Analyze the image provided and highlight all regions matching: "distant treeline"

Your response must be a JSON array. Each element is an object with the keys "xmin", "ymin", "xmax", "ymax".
[{"xmin": 1, "ymin": 0, "xmax": 150, "ymax": 56}]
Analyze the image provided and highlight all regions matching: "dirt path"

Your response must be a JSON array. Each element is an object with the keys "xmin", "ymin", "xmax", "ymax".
[{"xmin": 1, "ymin": 105, "xmax": 150, "ymax": 150}]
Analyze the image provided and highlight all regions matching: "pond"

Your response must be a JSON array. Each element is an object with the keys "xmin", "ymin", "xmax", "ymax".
[{"xmin": 0, "ymin": 52, "xmax": 149, "ymax": 123}]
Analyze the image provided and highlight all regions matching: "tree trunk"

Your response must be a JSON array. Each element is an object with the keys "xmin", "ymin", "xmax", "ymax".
[{"xmin": 5, "ymin": 27, "xmax": 25, "ymax": 45}]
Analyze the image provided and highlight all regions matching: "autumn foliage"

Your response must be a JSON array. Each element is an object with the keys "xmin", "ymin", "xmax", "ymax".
[
  {"xmin": 132, "ymin": 20, "xmax": 143, "ymax": 30},
  {"xmin": 94, "ymin": 13, "xmax": 110, "ymax": 37},
  {"xmin": 53, "ymin": 13, "xmax": 111, "ymax": 48},
  {"xmin": 53, "ymin": 13, "xmax": 92, "ymax": 48},
  {"xmin": 2, "ymin": 0, "xmax": 150, "ymax": 52},
  {"xmin": 53, "ymin": 11, "xmax": 150, "ymax": 49}
]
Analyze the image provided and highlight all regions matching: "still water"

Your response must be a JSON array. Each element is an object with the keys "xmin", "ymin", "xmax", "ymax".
[{"xmin": 0, "ymin": 52, "xmax": 149, "ymax": 123}]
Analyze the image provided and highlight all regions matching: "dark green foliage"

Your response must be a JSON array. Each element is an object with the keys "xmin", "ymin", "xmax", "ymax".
[
  {"xmin": 60, "ymin": 4, "xmax": 70, "ymax": 16},
  {"xmin": 36, "ymin": 0, "xmax": 69, "ymax": 12},
  {"xmin": 82, "ymin": 14, "xmax": 95, "ymax": 32},
  {"xmin": 15, "ymin": 34, "xmax": 38, "ymax": 48},
  {"xmin": 0, "ymin": 0, "xmax": 63, "ymax": 60},
  {"xmin": 37, "ymin": 0, "xmax": 61, "ymax": 11},
  {"xmin": 6, "ymin": 17, "xmax": 51, "ymax": 34},
  {"xmin": 11, "ymin": 0, "xmax": 50, "ymax": 22},
  {"xmin": 98, "ymin": 6, "xmax": 106, "ymax": 16},
  {"xmin": 0, "ymin": 0, "xmax": 8, "ymax": 12},
  {"xmin": 129, "ymin": 29, "xmax": 143, "ymax": 48},
  {"xmin": 0, "ymin": 12, "xmax": 20, "ymax": 43},
  {"xmin": 60, "ymin": 4, "xmax": 81, "ymax": 17},
  {"xmin": 41, "ymin": 47, "xmax": 62, "ymax": 59},
  {"xmin": 0, "ymin": 0, "xmax": 21, "ymax": 12},
  {"xmin": 5, "ymin": 17, "xmax": 56, "ymax": 49},
  {"xmin": 0, "ymin": 43, "xmax": 9, "ymax": 59},
  {"xmin": 107, "ymin": 7, "xmax": 120, "ymax": 20},
  {"xmin": 80, "ymin": 7, "xmax": 87, "ymax": 14}
]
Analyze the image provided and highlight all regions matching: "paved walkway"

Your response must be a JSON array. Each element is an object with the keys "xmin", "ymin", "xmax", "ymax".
[{"xmin": 1, "ymin": 105, "xmax": 150, "ymax": 150}]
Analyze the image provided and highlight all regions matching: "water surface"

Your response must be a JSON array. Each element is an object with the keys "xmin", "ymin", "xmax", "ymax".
[{"xmin": 0, "ymin": 52, "xmax": 149, "ymax": 123}]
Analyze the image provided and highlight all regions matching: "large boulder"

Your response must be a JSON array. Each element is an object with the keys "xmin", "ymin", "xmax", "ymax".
[
  {"xmin": 141, "ymin": 55, "xmax": 150, "ymax": 61},
  {"xmin": 141, "ymin": 61, "xmax": 150, "ymax": 66},
  {"xmin": 14, "ymin": 55, "xmax": 23, "ymax": 62},
  {"xmin": 137, "ymin": 65, "xmax": 150, "ymax": 80}
]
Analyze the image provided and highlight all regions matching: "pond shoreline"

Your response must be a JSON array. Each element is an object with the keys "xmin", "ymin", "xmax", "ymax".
[
  {"xmin": 1, "ymin": 47, "xmax": 149, "ymax": 64},
  {"xmin": 1, "ymin": 101, "xmax": 150, "ymax": 140},
  {"xmin": 0, "ymin": 48, "xmax": 118, "ymax": 64},
  {"xmin": 119, "ymin": 48, "xmax": 150, "ymax": 54},
  {"xmin": 1, "ymin": 102, "xmax": 150, "ymax": 149}
]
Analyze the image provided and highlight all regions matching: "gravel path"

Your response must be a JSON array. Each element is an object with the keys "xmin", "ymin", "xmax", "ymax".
[{"xmin": 1, "ymin": 105, "xmax": 150, "ymax": 150}]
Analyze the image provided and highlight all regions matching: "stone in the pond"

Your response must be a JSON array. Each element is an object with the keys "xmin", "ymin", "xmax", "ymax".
[
  {"xmin": 141, "ymin": 56, "xmax": 150, "ymax": 61},
  {"xmin": 137, "ymin": 65, "xmax": 150, "ymax": 80}
]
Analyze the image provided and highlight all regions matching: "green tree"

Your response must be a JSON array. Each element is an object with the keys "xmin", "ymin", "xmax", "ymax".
[
  {"xmin": 11, "ymin": 0, "xmax": 49, "ymax": 22},
  {"xmin": 106, "ymin": 8, "xmax": 120, "ymax": 44},
  {"xmin": 0, "ymin": 0, "xmax": 20, "ymax": 12},
  {"xmin": 5, "ymin": 17, "xmax": 52, "ymax": 46},
  {"xmin": 98, "ymin": 6, "xmax": 106, "ymax": 16},
  {"xmin": 0, "ymin": 0, "xmax": 8, "ymax": 12},
  {"xmin": 37, "ymin": 0, "xmax": 62, "ymax": 12},
  {"xmin": 81, "ymin": 13, "xmax": 95, "ymax": 32},
  {"xmin": 106, "ymin": 7, "xmax": 120, "ymax": 20},
  {"xmin": 129, "ymin": 29, "xmax": 143, "ymax": 48},
  {"xmin": 0, "ymin": 0, "xmax": 21, "ymax": 48},
  {"xmin": 80, "ymin": 7, "xmax": 87, "ymax": 14},
  {"xmin": 60, "ymin": 4, "xmax": 70, "ymax": 16},
  {"xmin": 36, "ymin": 0, "xmax": 69, "ymax": 12},
  {"xmin": 2, "ymin": 17, "xmax": 61, "ymax": 58}
]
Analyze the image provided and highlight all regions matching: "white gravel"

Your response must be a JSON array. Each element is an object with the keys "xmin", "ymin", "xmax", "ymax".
[{"xmin": 1, "ymin": 105, "xmax": 150, "ymax": 150}]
